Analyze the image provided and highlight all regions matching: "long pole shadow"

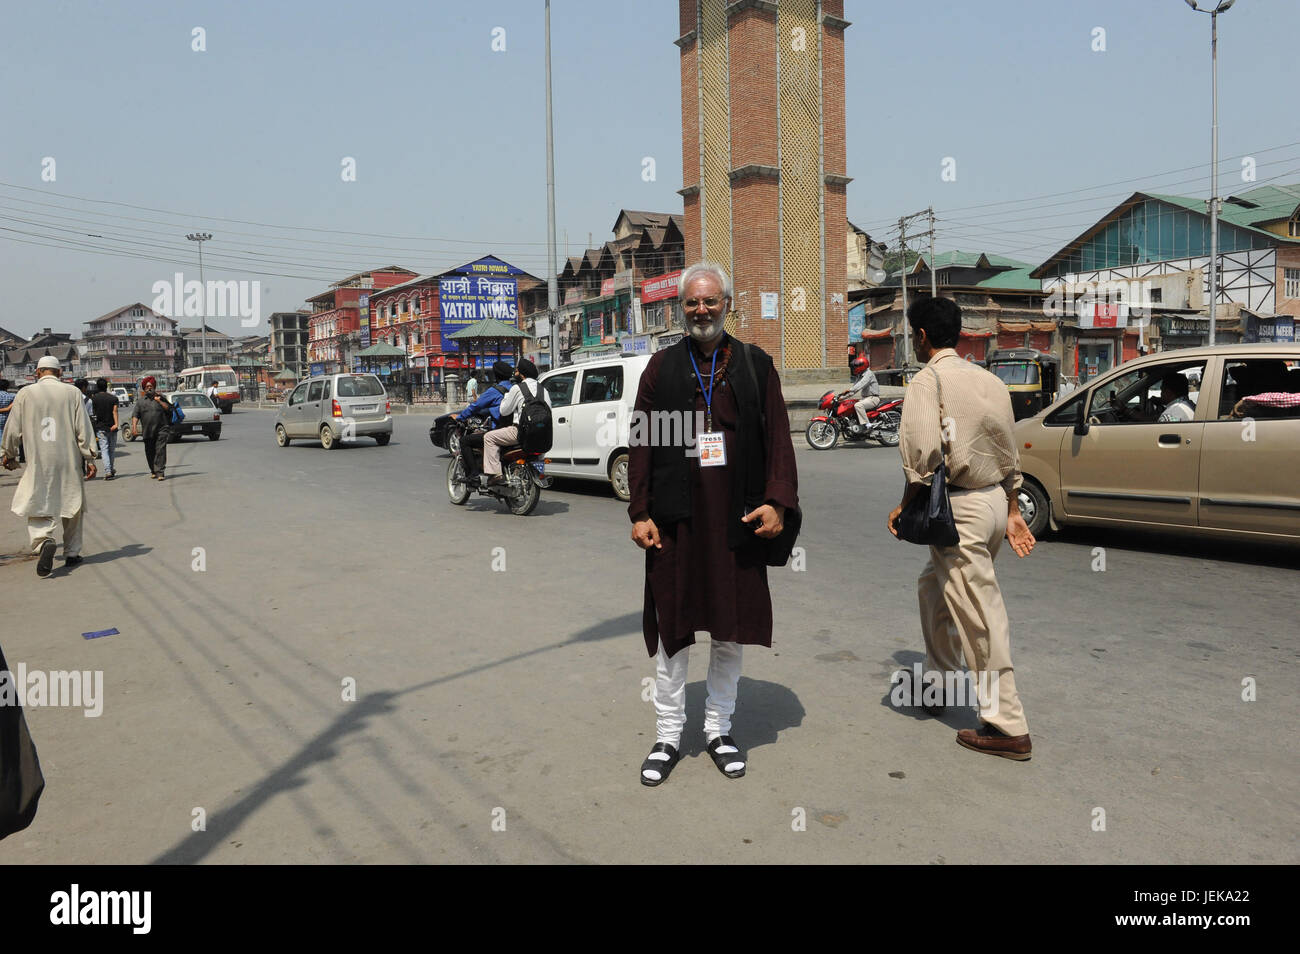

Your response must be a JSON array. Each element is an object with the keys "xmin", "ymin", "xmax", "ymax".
[{"xmin": 150, "ymin": 614, "xmax": 639, "ymax": 864}]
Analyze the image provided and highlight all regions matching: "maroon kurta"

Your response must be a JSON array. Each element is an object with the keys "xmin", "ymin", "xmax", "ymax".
[{"xmin": 627, "ymin": 340, "xmax": 799, "ymax": 658}]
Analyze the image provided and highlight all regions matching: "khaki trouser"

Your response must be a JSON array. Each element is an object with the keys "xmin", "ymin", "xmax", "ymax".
[
  {"xmin": 917, "ymin": 483, "xmax": 1029, "ymax": 736},
  {"xmin": 28, "ymin": 510, "xmax": 85, "ymax": 559},
  {"xmin": 482, "ymin": 425, "xmax": 519, "ymax": 476},
  {"xmin": 854, "ymin": 395, "xmax": 881, "ymax": 425}
]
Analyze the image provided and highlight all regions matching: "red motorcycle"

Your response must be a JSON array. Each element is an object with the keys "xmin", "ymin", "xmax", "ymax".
[{"xmin": 805, "ymin": 393, "xmax": 903, "ymax": 450}]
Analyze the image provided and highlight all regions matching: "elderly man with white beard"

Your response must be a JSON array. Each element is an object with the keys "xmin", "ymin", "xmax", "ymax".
[
  {"xmin": 627, "ymin": 261, "xmax": 799, "ymax": 786},
  {"xmin": 1, "ymin": 355, "xmax": 98, "ymax": 577}
]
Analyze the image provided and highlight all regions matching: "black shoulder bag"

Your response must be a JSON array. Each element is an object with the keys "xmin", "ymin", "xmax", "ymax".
[
  {"xmin": 739, "ymin": 342, "xmax": 803, "ymax": 566},
  {"xmin": 895, "ymin": 365, "xmax": 960, "ymax": 547}
]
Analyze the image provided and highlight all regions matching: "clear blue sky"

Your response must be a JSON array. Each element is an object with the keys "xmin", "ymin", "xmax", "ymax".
[{"xmin": 1, "ymin": 0, "xmax": 1295, "ymax": 339}]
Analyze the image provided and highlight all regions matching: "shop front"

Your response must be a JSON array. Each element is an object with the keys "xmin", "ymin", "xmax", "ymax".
[
  {"xmin": 1242, "ymin": 311, "xmax": 1295, "ymax": 343},
  {"xmin": 1158, "ymin": 315, "xmax": 1213, "ymax": 351}
]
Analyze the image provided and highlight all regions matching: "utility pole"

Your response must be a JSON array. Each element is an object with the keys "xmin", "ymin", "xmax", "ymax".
[
  {"xmin": 894, "ymin": 208, "xmax": 936, "ymax": 369},
  {"xmin": 544, "ymin": 0, "xmax": 559, "ymax": 369},
  {"xmin": 898, "ymin": 216, "xmax": 910, "ymax": 367},
  {"xmin": 928, "ymin": 206, "xmax": 938, "ymax": 302}
]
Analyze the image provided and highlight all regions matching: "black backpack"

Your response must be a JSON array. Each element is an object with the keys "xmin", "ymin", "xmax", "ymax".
[{"xmin": 515, "ymin": 379, "xmax": 552, "ymax": 453}]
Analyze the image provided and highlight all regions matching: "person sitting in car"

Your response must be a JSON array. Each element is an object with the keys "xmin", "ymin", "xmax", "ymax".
[{"xmin": 1156, "ymin": 373, "xmax": 1196, "ymax": 423}]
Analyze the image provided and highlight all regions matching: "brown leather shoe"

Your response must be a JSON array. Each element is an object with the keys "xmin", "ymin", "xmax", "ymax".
[{"xmin": 956, "ymin": 724, "xmax": 1031, "ymax": 761}]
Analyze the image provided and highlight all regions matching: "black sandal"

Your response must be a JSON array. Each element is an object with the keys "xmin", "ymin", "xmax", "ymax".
[
  {"xmin": 640, "ymin": 742, "xmax": 681, "ymax": 787},
  {"xmin": 706, "ymin": 735, "xmax": 746, "ymax": 779}
]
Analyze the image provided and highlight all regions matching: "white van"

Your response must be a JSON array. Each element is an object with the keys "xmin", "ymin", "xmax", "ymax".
[{"xmin": 538, "ymin": 354, "xmax": 651, "ymax": 501}]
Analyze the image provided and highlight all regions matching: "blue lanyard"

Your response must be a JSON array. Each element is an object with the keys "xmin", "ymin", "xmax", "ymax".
[{"xmin": 688, "ymin": 345, "xmax": 718, "ymax": 431}]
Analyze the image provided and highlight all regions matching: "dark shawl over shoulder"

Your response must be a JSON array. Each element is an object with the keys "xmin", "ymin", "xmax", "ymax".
[{"xmin": 627, "ymin": 335, "xmax": 798, "ymax": 657}]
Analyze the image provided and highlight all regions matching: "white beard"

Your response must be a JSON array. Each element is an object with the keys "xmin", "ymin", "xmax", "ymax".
[{"xmin": 687, "ymin": 316, "xmax": 725, "ymax": 346}]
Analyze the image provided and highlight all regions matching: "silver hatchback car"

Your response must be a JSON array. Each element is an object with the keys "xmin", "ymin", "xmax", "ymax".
[{"xmin": 274, "ymin": 373, "xmax": 393, "ymax": 449}]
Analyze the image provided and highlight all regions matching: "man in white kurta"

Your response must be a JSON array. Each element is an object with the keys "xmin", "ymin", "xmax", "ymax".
[{"xmin": 0, "ymin": 358, "xmax": 98, "ymax": 575}]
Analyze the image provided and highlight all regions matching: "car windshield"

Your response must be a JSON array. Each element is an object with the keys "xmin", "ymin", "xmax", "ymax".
[
  {"xmin": 992, "ymin": 363, "xmax": 1038, "ymax": 386},
  {"xmin": 172, "ymin": 394, "xmax": 214, "ymax": 408},
  {"xmin": 336, "ymin": 375, "xmax": 384, "ymax": 397}
]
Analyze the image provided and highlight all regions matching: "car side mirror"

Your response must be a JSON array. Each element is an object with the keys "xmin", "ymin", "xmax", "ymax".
[{"xmin": 1073, "ymin": 416, "xmax": 1089, "ymax": 437}]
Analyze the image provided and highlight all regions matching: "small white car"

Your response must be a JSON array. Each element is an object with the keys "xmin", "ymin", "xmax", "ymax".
[{"xmin": 537, "ymin": 355, "xmax": 651, "ymax": 501}]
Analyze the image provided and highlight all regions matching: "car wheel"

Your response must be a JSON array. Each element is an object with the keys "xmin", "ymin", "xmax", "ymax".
[
  {"xmin": 320, "ymin": 425, "xmax": 337, "ymax": 450},
  {"xmin": 447, "ymin": 428, "xmax": 461, "ymax": 457},
  {"xmin": 275, "ymin": 424, "xmax": 290, "ymax": 447},
  {"xmin": 375, "ymin": 433, "xmax": 391, "ymax": 446},
  {"xmin": 208, "ymin": 429, "xmax": 221, "ymax": 441},
  {"xmin": 1017, "ymin": 480, "xmax": 1051, "ymax": 537},
  {"xmin": 609, "ymin": 452, "xmax": 630, "ymax": 501}
]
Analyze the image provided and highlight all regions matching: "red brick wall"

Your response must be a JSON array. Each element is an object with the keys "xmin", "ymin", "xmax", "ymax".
[
  {"xmin": 727, "ymin": 8, "xmax": 777, "ymax": 171},
  {"xmin": 679, "ymin": 25, "xmax": 700, "ymax": 262},
  {"xmin": 680, "ymin": 0, "xmax": 697, "ymax": 37},
  {"xmin": 731, "ymin": 177, "xmax": 781, "ymax": 357}
]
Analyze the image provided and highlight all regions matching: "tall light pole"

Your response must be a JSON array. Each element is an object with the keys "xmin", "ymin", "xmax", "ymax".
[
  {"xmin": 544, "ymin": 0, "xmax": 560, "ymax": 369},
  {"xmin": 186, "ymin": 232, "xmax": 213, "ymax": 368},
  {"xmin": 1185, "ymin": 0, "xmax": 1235, "ymax": 345}
]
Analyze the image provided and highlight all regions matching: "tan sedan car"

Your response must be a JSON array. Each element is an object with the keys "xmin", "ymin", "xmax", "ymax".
[{"xmin": 1013, "ymin": 343, "xmax": 1300, "ymax": 545}]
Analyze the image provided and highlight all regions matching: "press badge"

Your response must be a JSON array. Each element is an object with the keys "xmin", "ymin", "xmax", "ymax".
[{"xmin": 697, "ymin": 431, "xmax": 727, "ymax": 467}]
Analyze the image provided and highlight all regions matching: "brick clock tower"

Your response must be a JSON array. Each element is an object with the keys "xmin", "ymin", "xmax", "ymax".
[{"xmin": 677, "ymin": 0, "xmax": 850, "ymax": 371}]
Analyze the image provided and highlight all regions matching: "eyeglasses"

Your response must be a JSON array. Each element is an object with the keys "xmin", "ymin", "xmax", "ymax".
[{"xmin": 683, "ymin": 297, "xmax": 724, "ymax": 310}]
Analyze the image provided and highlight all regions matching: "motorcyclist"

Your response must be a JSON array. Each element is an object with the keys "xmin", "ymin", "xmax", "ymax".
[
  {"xmin": 844, "ymin": 356, "xmax": 881, "ymax": 429},
  {"xmin": 456, "ymin": 360, "xmax": 514, "ymax": 483}
]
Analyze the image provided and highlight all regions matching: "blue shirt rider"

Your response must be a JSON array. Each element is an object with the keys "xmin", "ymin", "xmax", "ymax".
[{"xmin": 457, "ymin": 360, "xmax": 514, "ymax": 479}]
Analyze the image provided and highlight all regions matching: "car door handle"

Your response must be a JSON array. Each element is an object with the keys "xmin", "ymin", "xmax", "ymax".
[
  {"xmin": 1157, "ymin": 433, "xmax": 1183, "ymax": 446},
  {"xmin": 557, "ymin": 416, "xmax": 567, "ymax": 424}
]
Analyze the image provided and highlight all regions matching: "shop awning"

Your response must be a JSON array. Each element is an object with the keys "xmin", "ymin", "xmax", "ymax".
[
  {"xmin": 998, "ymin": 320, "xmax": 1057, "ymax": 333},
  {"xmin": 858, "ymin": 328, "xmax": 893, "ymax": 339}
]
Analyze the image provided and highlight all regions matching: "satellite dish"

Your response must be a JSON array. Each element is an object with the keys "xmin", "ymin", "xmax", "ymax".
[{"xmin": 869, "ymin": 269, "xmax": 888, "ymax": 284}]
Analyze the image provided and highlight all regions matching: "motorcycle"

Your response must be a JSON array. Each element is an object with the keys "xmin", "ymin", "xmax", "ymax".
[
  {"xmin": 445, "ymin": 419, "xmax": 550, "ymax": 516},
  {"xmin": 805, "ymin": 393, "xmax": 902, "ymax": 450}
]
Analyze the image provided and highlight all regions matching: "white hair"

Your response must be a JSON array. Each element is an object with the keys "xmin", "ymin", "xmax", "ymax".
[{"xmin": 678, "ymin": 261, "xmax": 733, "ymax": 300}]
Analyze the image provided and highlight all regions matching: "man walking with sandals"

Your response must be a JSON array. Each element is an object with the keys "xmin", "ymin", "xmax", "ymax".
[{"xmin": 888, "ymin": 297, "xmax": 1036, "ymax": 760}]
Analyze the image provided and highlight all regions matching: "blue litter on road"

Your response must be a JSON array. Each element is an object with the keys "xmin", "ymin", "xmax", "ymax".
[{"xmin": 82, "ymin": 628, "xmax": 120, "ymax": 640}]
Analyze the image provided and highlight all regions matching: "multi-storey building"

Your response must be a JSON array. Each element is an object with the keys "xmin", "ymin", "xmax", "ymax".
[
  {"xmin": 1033, "ymin": 183, "xmax": 1300, "ymax": 379},
  {"xmin": 179, "ymin": 327, "xmax": 233, "ymax": 367},
  {"xmin": 80, "ymin": 304, "xmax": 181, "ymax": 388},
  {"xmin": 307, "ymin": 266, "xmax": 417, "ymax": 374},
  {"xmin": 268, "ymin": 310, "xmax": 310, "ymax": 379}
]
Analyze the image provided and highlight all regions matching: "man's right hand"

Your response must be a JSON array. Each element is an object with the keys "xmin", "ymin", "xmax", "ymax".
[{"xmin": 631, "ymin": 515, "xmax": 662, "ymax": 550}]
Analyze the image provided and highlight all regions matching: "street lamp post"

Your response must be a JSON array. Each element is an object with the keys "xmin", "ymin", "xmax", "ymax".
[
  {"xmin": 186, "ymin": 232, "xmax": 213, "ymax": 369},
  {"xmin": 1184, "ymin": 0, "xmax": 1235, "ymax": 345},
  {"xmin": 544, "ymin": 0, "xmax": 560, "ymax": 371}
]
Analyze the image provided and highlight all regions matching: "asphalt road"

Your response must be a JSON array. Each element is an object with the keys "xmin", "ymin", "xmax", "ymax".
[{"xmin": 1, "ymin": 408, "xmax": 1296, "ymax": 864}]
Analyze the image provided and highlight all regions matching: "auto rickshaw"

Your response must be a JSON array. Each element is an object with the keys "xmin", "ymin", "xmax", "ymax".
[{"xmin": 984, "ymin": 348, "xmax": 1059, "ymax": 420}]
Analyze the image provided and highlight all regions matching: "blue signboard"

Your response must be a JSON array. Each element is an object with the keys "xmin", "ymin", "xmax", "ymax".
[
  {"xmin": 848, "ymin": 302, "xmax": 866, "ymax": 342},
  {"xmin": 439, "ymin": 274, "xmax": 519, "ymax": 351},
  {"xmin": 310, "ymin": 363, "xmax": 324, "ymax": 377}
]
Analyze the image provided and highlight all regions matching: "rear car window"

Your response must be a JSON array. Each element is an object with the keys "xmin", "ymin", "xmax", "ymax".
[
  {"xmin": 173, "ymin": 394, "xmax": 214, "ymax": 409},
  {"xmin": 336, "ymin": 375, "xmax": 384, "ymax": 397},
  {"xmin": 579, "ymin": 367, "xmax": 623, "ymax": 403}
]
